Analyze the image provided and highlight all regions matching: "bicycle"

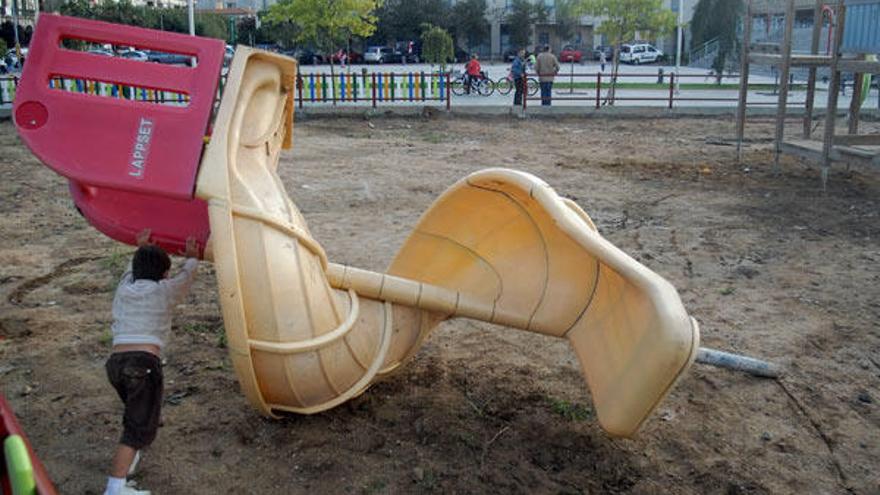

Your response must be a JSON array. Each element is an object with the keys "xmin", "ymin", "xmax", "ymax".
[
  {"xmin": 495, "ymin": 72, "xmax": 539, "ymax": 97},
  {"xmin": 451, "ymin": 70, "xmax": 495, "ymax": 97}
]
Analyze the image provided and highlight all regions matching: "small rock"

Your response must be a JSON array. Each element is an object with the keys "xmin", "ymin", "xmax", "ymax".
[
  {"xmin": 367, "ymin": 122, "xmax": 375, "ymax": 129},
  {"xmin": 413, "ymin": 467, "xmax": 424, "ymax": 481},
  {"xmin": 857, "ymin": 392, "xmax": 872, "ymax": 404},
  {"xmin": 760, "ymin": 432, "xmax": 771, "ymax": 442},
  {"xmin": 735, "ymin": 265, "xmax": 759, "ymax": 279},
  {"xmin": 20, "ymin": 385, "xmax": 33, "ymax": 396}
]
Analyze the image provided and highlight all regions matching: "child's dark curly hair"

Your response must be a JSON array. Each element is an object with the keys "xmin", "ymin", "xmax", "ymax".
[{"xmin": 132, "ymin": 245, "xmax": 171, "ymax": 281}]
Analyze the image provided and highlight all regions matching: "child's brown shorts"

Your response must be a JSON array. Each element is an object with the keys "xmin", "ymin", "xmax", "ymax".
[{"xmin": 106, "ymin": 351, "xmax": 163, "ymax": 449}]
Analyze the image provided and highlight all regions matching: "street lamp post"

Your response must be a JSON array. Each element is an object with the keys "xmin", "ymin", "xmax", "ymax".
[
  {"xmin": 188, "ymin": 0, "xmax": 195, "ymax": 36},
  {"xmin": 675, "ymin": 0, "xmax": 683, "ymax": 94},
  {"xmin": 11, "ymin": 0, "xmax": 21, "ymax": 67}
]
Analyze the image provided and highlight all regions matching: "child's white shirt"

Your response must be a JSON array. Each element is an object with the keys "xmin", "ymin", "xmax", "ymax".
[{"xmin": 110, "ymin": 258, "xmax": 198, "ymax": 350}]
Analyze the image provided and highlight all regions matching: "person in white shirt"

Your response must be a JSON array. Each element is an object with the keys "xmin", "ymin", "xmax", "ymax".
[{"xmin": 103, "ymin": 229, "xmax": 199, "ymax": 495}]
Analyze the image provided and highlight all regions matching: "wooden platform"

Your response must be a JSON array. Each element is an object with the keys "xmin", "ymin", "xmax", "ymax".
[{"xmin": 782, "ymin": 138, "xmax": 880, "ymax": 165}]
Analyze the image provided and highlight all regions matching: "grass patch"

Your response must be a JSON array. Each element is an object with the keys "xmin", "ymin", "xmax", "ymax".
[
  {"xmin": 99, "ymin": 329, "xmax": 113, "ymax": 347},
  {"xmin": 549, "ymin": 398, "xmax": 593, "ymax": 421},
  {"xmin": 217, "ymin": 332, "xmax": 227, "ymax": 349},
  {"xmin": 361, "ymin": 479, "xmax": 387, "ymax": 495},
  {"xmin": 720, "ymin": 287, "xmax": 736, "ymax": 296},
  {"xmin": 550, "ymin": 82, "xmax": 813, "ymax": 91},
  {"xmin": 99, "ymin": 248, "xmax": 131, "ymax": 282},
  {"xmin": 182, "ymin": 322, "xmax": 213, "ymax": 334},
  {"xmin": 418, "ymin": 131, "xmax": 451, "ymax": 144}
]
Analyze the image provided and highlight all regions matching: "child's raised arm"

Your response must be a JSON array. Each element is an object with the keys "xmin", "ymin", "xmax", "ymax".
[{"xmin": 162, "ymin": 237, "xmax": 199, "ymax": 304}]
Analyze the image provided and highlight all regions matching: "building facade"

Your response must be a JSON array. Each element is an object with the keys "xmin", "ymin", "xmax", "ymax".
[{"xmin": 472, "ymin": 0, "xmax": 698, "ymax": 60}]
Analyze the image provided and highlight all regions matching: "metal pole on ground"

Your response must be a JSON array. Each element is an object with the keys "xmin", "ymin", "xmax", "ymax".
[{"xmin": 695, "ymin": 347, "xmax": 781, "ymax": 378}]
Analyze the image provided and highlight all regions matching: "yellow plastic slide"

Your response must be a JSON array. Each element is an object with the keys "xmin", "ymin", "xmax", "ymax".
[{"xmin": 195, "ymin": 47, "xmax": 699, "ymax": 438}]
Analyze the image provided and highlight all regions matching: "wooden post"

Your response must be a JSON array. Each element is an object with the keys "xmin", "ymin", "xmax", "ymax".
[
  {"xmin": 736, "ymin": 0, "xmax": 753, "ymax": 162},
  {"xmin": 371, "ymin": 73, "xmax": 377, "ymax": 109},
  {"xmin": 821, "ymin": 0, "xmax": 846, "ymax": 188},
  {"xmin": 297, "ymin": 74, "xmax": 303, "ymax": 109},
  {"xmin": 848, "ymin": 58, "xmax": 864, "ymax": 135},
  {"xmin": 773, "ymin": 0, "xmax": 796, "ymax": 172},
  {"xmin": 668, "ymin": 73, "xmax": 675, "ymax": 109},
  {"xmin": 446, "ymin": 71, "xmax": 451, "ymax": 111},
  {"xmin": 804, "ymin": 0, "xmax": 823, "ymax": 138},
  {"xmin": 596, "ymin": 72, "xmax": 601, "ymax": 109}
]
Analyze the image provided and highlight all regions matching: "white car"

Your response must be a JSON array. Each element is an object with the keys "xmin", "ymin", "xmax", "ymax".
[
  {"xmin": 363, "ymin": 46, "xmax": 398, "ymax": 64},
  {"xmin": 619, "ymin": 43, "xmax": 663, "ymax": 64},
  {"xmin": 119, "ymin": 50, "xmax": 149, "ymax": 62}
]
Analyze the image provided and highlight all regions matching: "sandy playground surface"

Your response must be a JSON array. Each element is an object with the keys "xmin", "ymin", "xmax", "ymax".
[{"xmin": 0, "ymin": 114, "xmax": 879, "ymax": 494}]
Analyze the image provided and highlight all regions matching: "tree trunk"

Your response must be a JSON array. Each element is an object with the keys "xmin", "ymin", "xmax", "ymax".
[
  {"xmin": 329, "ymin": 55, "xmax": 336, "ymax": 106},
  {"xmin": 607, "ymin": 44, "xmax": 620, "ymax": 106}
]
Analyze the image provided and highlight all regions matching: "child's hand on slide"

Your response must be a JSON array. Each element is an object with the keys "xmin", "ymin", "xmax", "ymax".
[
  {"xmin": 136, "ymin": 228, "xmax": 152, "ymax": 247},
  {"xmin": 184, "ymin": 237, "xmax": 199, "ymax": 259}
]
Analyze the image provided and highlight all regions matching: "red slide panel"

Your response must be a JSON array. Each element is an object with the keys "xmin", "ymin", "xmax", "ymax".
[{"xmin": 13, "ymin": 15, "xmax": 222, "ymax": 255}]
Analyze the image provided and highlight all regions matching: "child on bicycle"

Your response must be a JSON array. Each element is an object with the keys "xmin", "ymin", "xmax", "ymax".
[{"xmin": 465, "ymin": 54, "xmax": 482, "ymax": 95}]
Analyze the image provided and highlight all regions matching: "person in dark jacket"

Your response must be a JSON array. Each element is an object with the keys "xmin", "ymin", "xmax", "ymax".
[{"xmin": 511, "ymin": 49, "xmax": 526, "ymax": 106}]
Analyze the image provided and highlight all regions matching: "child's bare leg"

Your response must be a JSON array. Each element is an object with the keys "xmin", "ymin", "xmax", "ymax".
[{"xmin": 110, "ymin": 444, "xmax": 137, "ymax": 478}]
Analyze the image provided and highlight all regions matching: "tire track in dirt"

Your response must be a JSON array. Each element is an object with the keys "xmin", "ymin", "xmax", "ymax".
[{"xmin": 7, "ymin": 256, "xmax": 101, "ymax": 306}]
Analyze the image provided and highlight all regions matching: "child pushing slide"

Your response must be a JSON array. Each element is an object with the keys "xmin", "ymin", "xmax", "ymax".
[{"xmin": 103, "ymin": 230, "xmax": 199, "ymax": 495}]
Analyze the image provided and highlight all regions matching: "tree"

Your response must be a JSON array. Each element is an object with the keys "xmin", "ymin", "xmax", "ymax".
[
  {"xmin": 506, "ymin": 0, "xmax": 547, "ymax": 51},
  {"xmin": 691, "ymin": 0, "xmax": 743, "ymax": 81},
  {"xmin": 266, "ymin": 0, "xmax": 381, "ymax": 101},
  {"xmin": 372, "ymin": 0, "xmax": 450, "ymax": 45},
  {"xmin": 577, "ymin": 0, "xmax": 674, "ymax": 103},
  {"xmin": 58, "ymin": 0, "xmax": 229, "ymax": 40},
  {"xmin": 420, "ymin": 24, "xmax": 453, "ymax": 70},
  {"xmin": 553, "ymin": 0, "xmax": 581, "ymax": 45},
  {"xmin": 451, "ymin": 0, "xmax": 488, "ymax": 50}
]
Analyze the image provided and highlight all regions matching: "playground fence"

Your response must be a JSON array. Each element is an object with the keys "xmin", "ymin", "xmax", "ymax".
[{"xmin": 3, "ymin": 69, "xmax": 869, "ymax": 111}]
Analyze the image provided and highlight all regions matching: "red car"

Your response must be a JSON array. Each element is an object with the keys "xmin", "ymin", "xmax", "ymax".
[{"xmin": 559, "ymin": 45, "xmax": 583, "ymax": 63}]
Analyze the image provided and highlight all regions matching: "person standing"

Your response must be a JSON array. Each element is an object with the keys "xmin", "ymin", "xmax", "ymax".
[
  {"xmin": 535, "ymin": 44, "xmax": 560, "ymax": 106},
  {"xmin": 600, "ymin": 49, "xmax": 607, "ymax": 72},
  {"xmin": 511, "ymin": 49, "xmax": 526, "ymax": 106}
]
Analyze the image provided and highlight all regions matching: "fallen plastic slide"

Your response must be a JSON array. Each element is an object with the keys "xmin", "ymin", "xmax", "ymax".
[
  {"xmin": 195, "ymin": 47, "xmax": 698, "ymax": 437},
  {"xmin": 14, "ymin": 16, "xmax": 780, "ymax": 439}
]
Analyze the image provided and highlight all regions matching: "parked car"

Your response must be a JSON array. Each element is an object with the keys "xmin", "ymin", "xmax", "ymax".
[
  {"xmin": 503, "ymin": 49, "xmax": 518, "ymax": 62},
  {"xmin": 559, "ymin": 45, "xmax": 583, "ymax": 63},
  {"xmin": 5, "ymin": 47, "xmax": 28, "ymax": 69},
  {"xmin": 86, "ymin": 47, "xmax": 114, "ymax": 57},
  {"xmin": 146, "ymin": 50, "xmax": 191, "ymax": 65},
  {"xmin": 364, "ymin": 46, "xmax": 402, "ymax": 64},
  {"xmin": 119, "ymin": 50, "xmax": 149, "ymax": 62},
  {"xmin": 592, "ymin": 45, "xmax": 613, "ymax": 60},
  {"xmin": 294, "ymin": 48, "xmax": 323, "ymax": 65},
  {"xmin": 619, "ymin": 43, "xmax": 663, "ymax": 64}
]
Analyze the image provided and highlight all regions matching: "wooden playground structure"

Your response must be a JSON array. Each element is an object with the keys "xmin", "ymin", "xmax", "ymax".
[{"xmin": 736, "ymin": 0, "xmax": 880, "ymax": 184}]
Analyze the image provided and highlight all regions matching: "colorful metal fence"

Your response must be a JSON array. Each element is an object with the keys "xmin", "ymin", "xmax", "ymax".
[
  {"xmin": 296, "ymin": 71, "xmax": 451, "ymax": 108},
  {"xmin": 0, "ymin": 75, "xmax": 190, "ymax": 106}
]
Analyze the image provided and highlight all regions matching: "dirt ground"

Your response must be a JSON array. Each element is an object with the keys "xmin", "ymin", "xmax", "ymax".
[{"xmin": 1, "ymin": 114, "xmax": 879, "ymax": 495}]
